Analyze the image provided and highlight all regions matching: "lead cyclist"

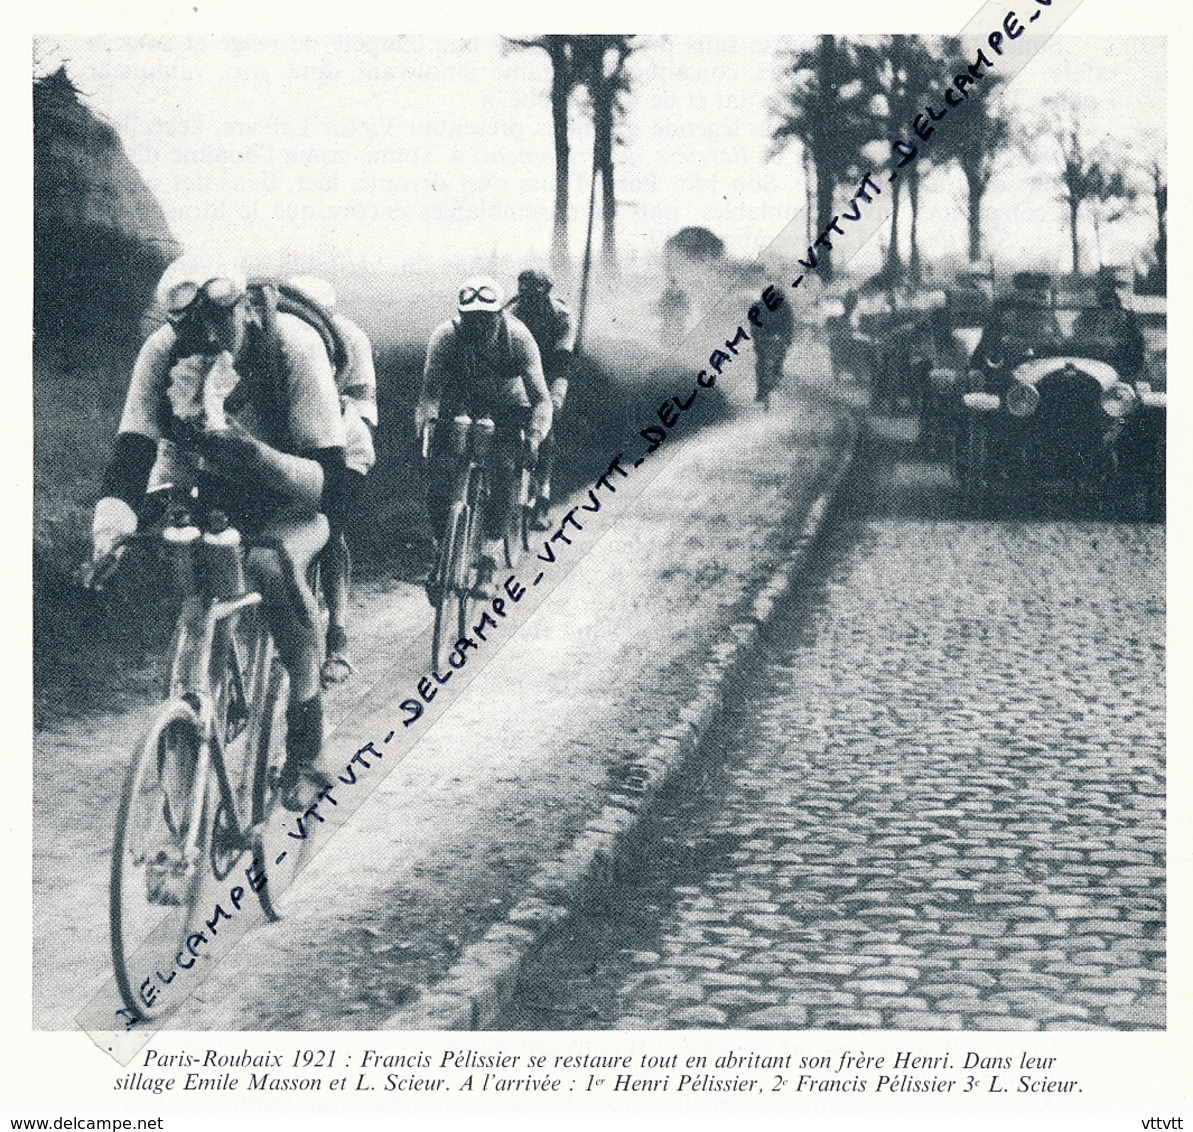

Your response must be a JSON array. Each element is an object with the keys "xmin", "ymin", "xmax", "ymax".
[{"xmin": 91, "ymin": 255, "xmax": 346, "ymax": 812}]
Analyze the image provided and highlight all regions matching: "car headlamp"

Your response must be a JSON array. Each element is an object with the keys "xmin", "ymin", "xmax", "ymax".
[
  {"xmin": 1004, "ymin": 380, "xmax": 1040, "ymax": 418},
  {"xmin": 1101, "ymin": 381, "xmax": 1136, "ymax": 418}
]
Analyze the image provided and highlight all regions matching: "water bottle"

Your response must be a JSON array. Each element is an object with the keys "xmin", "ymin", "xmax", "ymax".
[
  {"xmin": 162, "ymin": 515, "xmax": 201, "ymax": 595},
  {"xmin": 201, "ymin": 511, "xmax": 246, "ymax": 599},
  {"xmin": 450, "ymin": 415, "xmax": 472, "ymax": 457}
]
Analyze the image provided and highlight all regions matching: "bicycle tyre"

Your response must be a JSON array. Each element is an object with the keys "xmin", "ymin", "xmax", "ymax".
[
  {"xmin": 457, "ymin": 491, "xmax": 482, "ymax": 644},
  {"xmin": 432, "ymin": 502, "xmax": 468, "ymax": 673},
  {"xmin": 248, "ymin": 657, "xmax": 290, "ymax": 922},
  {"xmin": 110, "ymin": 699, "xmax": 205, "ymax": 1022}
]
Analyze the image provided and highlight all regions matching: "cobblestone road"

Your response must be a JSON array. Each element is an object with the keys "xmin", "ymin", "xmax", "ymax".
[{"xmin": 502, "ymin": 420, "xmax": 1166, "ymax": 1031}]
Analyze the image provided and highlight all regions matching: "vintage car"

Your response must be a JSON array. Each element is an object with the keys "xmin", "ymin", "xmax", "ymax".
[{"xmin": 935, "ymin": 273, "xmax": 1165, "ymax": 515}]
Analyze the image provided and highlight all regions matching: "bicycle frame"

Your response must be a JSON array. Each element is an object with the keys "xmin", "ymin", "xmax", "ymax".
[{"xmin": 166, "ymin": 587, "xmax": 265, "ymax": 869}]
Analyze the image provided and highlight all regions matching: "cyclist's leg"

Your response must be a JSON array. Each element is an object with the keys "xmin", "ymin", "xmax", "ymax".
[
  {"xmin": 532, "ymin": 418, "xmax": 557, "ymax": 530},
  {"xmin": 477, "ymin": 429, "xmax": 519, "ymax": 593},
  {"xmin": 245, "ymin": 510, "xmax": 330, "ymax": 808},
  {"xmin": 321, "ymin": 470, "xmax": 365, "ymax": 684}
]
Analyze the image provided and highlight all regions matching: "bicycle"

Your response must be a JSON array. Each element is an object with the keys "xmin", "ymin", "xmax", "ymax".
[
  {"xmin": 96, "ymin": 495, "xmax": 290, "ymax": 1022},
  {"xmin": 421, "ymin": 415, "xmax": 496, "ymax": 674}
]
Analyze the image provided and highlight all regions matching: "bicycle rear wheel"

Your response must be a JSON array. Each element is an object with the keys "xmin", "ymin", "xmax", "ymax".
[
  {"xmin": 432, "ymin": 501, "xmax": 468, "ymax": 673},
  {"xmin": 248, "ymin": 657, "xmax": 290, "ymax": 922},
  {"xmin": 110, "ymin": 699, "xmax": 205, "ymax": 1022}
]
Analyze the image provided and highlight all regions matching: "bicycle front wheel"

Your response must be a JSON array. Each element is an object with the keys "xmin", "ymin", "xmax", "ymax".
[
  {"xmin": 110, "ymin": 699, "xmax": 205, "ymax": 1022},
  {"xmin": 432, "ymin": 502, "xmax": 468, "ymax": 673}
]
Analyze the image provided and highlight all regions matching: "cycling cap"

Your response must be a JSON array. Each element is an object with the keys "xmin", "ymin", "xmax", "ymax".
[
  {"xmin": 517, "ymin": 269, "xmax": 552, "ymax": 294},
  {"xmin": 458, "ymin": 274, "xmax": 504, "ymax": 313},
  {"xmin": 157, "ymin": 255, "xmax": 247, "ymax": 320},
  {"xmin": 288, "ymin": 274, "xmax": 338, "ymax": 311}
]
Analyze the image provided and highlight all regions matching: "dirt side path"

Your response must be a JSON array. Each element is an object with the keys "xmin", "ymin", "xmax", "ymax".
[{"xmin": 35, "ymin": 390, "xmax": 851, "ymax": 1032}]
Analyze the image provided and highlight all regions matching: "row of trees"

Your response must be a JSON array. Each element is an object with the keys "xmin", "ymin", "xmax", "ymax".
[
  {"xmin": 511, "ymin": 36, "xmax": 1166, "ymax": 292},
  {"xmin": 506, "ymin": 35, "xmax": 636, "ymax": 282},
  {"xmin": 773, "ymin": 34, "xmax": 1167, "ymax": 285}
]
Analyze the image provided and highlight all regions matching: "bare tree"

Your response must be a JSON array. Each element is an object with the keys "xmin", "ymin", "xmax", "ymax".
[
  {"xmin": 772, "ymin": 36, "xmax": 870, "ymax": 283},
  {"xmin": 856, "ymin": 36, "xmax": 945, "ymax": 284},
  {"xmin": 1129, "ymin": 136, "xmax": 1167, "ymax": 287},
  {"xmin": 1086, "ymin": 162, "xmax": 1137, "ymax": 268},
  {"xmin": 505, "ymin": 36, "xmax": 582, "ymax": 280},
  {"xmin": 929, "ymin": 38, "xmax": 1010, "ymax": 265},
  {"xmin": 1028, "ymin": 99, "xmax": 1132, "ymax": 275},
  {"xmin": 573, "ymin": 35, "xmax": 637, "ymax": 276}
]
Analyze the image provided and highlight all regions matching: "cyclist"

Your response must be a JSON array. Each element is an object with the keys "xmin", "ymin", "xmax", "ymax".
[
  {"xmin": 416, "ymin": 274, "xmax": 552, "ymax": 596},
  {"xmin": 91, "ymin": 255, "xmax": 346, "ymax": 812},
  {"xmin": 506, "ymin": 269, "xmax": 575, "ymax": 530},
  {"xmin": 286, "ymin": 275, "xmax": 379, "ymax": 687},
  {"xmin": 752, "ymin": 282, "xmax": 794, "ymax": 409}
]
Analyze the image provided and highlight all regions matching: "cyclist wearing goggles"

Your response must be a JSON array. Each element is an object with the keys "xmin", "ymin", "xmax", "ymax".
[
  {"xmin": 416, "ymin": 274, "xmax": 553, "ymax": 596},
  {"xmin": 92, "ymin": 255, "xmax": 347, "ymax": 810},
  {"xmin": 507, "ymin": 269, "xmax": 575, "ymax": 531}
]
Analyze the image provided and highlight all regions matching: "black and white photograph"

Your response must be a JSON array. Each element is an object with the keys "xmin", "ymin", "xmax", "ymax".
[{"xmin": 11, "ymin": 0, "xmax": 1187, "ymax": 1121}]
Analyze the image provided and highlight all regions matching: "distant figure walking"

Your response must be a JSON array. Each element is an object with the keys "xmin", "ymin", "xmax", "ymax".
[{"xmin": 753, "ymin": 285, "xmax": 795, "ymax": 409}]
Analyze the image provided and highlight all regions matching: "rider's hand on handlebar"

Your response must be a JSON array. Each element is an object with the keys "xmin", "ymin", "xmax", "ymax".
[
  {"xmin": 91, "ymin": 496, "xmax": 138, "ymax": 564},
  {"xmin": 415, "ymin": 400, "xmax": 439, "ymax": 437}
]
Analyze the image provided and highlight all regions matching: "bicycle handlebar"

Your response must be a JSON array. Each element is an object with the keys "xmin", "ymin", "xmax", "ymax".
[{"xmin": 420, "ymin": 415, "xmax": 539, "ymax": 466}]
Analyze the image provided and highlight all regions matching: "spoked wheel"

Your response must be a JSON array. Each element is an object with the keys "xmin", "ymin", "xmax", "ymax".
[
  {"xmin": 456, "ymin": 501, "xmax": 480, "ymax": 645},
  {"xmin": 248, "ymin": 659, "xmax": 290, "ymax": 922},
  {"xmin": 503, "ymin": 498, "xmax": 532, "ymax": 567},
  {"xmin": 432, "ymin": 502, "xmax": 469, "ymax": 674},
  {"xmin": 110, "ymin": 700, "xmax": 205, "ymax": 1021},
  {"xmin": 209, "ymin": 600, "xmax": 272, "ymax": 881}
]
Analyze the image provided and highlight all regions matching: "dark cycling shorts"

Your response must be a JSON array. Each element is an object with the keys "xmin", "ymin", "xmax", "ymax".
[{"xmin": 325, "ymin": 467, "xmax": 368, "ymax": 535}]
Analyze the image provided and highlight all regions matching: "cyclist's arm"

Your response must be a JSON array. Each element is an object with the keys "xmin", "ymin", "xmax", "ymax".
[
  {"xmin": 217, "ymin": 422, "xmax": 336, "ymax": 511},
  {"xmin": 512, "ymin": 324, "xmax": 553, "ymax": 443},
  {"xmin": 553, "ymin": 297, "xmax": 577, "ymax": 353},
  {"xmin": 416, "ymin": 322, "xmax": 454, "ymax": 431},
  {"xmin": 93, "ymin": 331, "xmax": 176, "ymax": 558},
  {"xmin": 547, "ymin": 300, "xmax": 576, "ymax": 409},
  {"xmin": 273, "ymin": 316, "xmax": 348, "ymax": 509},
  {"xmin": 335, "ymin": 314, "xmax": 379, "ymax": 428}
]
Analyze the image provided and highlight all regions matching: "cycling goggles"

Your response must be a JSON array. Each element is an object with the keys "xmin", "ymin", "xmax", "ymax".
[
  {"xmin": 164, "ymin": 277, "xmax": 246, "ymax": 323},
  {"xmin": 458, "ymin": 285, "xmax": 500, "ymax": 310}
]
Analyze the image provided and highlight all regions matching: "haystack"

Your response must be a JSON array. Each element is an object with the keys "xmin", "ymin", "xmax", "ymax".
[{"xmin": 34, "ymin": 66, "xmax": 180, "ymax": 339}]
